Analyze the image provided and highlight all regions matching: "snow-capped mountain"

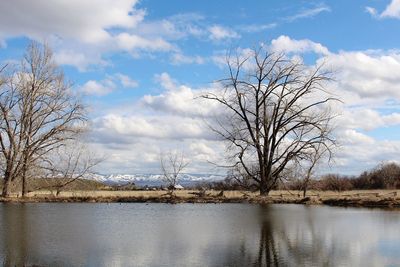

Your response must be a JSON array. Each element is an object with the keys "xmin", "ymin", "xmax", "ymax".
[{"xmin": 86, "ymin": 173, "xmax": 226, "ymax": 187}]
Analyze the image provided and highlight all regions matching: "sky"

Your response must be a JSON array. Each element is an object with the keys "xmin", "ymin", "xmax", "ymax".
[{"xmin": 0, "ymin": 0, "xmax": 400, "ymax": 175}]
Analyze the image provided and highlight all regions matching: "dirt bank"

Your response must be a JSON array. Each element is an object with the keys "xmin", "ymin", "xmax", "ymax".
[{"xmin": 1, "ymin": 190, "xmax": 399, "ymax": 208}]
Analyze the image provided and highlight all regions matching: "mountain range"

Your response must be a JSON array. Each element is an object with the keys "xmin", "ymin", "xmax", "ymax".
[{"xmin": 87, "ymin": 173, "xmax": 226, "ymax": 187}]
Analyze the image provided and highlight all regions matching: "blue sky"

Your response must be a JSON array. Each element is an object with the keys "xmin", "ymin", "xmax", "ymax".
[{"xmin": 1, "ymin": 0, "xmax": 400, "ymax": 175}]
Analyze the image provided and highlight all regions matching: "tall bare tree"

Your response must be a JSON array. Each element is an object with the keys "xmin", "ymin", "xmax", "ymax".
[
  {"xmin": 160, "ymin": 151, "xmax": 189, "ymax": 194},
  {"xmin": 0, "ymin": 42, "xmax": 86, "ymax": 197},
  {"xmin": 203, "ymin": 46, "xmax": 336, "ymax": 195}
]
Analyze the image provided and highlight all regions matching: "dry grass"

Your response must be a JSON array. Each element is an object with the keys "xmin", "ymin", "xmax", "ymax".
[
  {"xmin": 2, "ymin": 189, "xmax": 399, "ymax": 208},
  {"xmin": 22, "ymin": 189, "xmax": 400, "ymax": 199}
]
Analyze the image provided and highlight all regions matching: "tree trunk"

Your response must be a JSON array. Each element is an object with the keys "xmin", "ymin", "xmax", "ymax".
[
  {"xmin": 303, "ymin": 187, "xmax": 307, "ymax": 198},
  {"xmin": 260, "ymin": 187, "xmax": 270, "ymax": 196},
  {"xmin": 2, "ymin": 177, "xmax": 11, "ymax": 197},
  {"xmin": 21, "ymin": 174, "xmax": 27, "ymax": 197},
  {"xmin": 259, "ymin": 176, "xmax": 270, "ymax": 196}
]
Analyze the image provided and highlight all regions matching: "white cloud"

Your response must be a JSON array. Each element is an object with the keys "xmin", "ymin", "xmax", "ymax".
[
  {"xmin": 285, "ymin": 5, "xmax": 331, "ymax": 22},
  {"xmin": 332, "ymin": 133, "xmax": 400, "ymax": 174},
  {"xmin": 365, "ymin": 6, "xmax": 378, "ymax": 17},
  {"xmin": 80, "ymin": 73, "xmax": 138, "ymax": 96},
  {"xmin": 86, "ymin": 73, "xmax": 228, "ymax": 173},
  {"xmin": 339, "ymin": 129, "xmax": 375, "ymax": 145},
  {"xmin": 170, "ymin": 53, "xmax": 205, "ymax": 65},
  {"xmin": 115, "ymin": 73, "xmax": 139, "ymax": 88},
  {"xmin": 208, "ymin": 25, "xmax": 240, "ymax": 41},
  {"xmin": 0, "ymin": 0, "xmax": 144, "ymax": 43},
  {"xmin": 54, "ymin": 50, "xmax": 108, "ymax": 72},
  {"xmin": 0, "ymin": 1, "xmax": 246, "ymax": 71},
  {"xmin": 93, "ymin": 114, "xmax": 213, "ymax": 141},
  {"xmin": 381, "ymin": 0, "xmax": 400, "ymax": 18},
  {"xmin": 134, "ymin": 13, "xmax": 206, "ymax": 40},
  {"xmin": 115, "ymin": 33, "xmax": 175, "ymax": 53},
  {"xmin": 366, "ymin": 0, "xmax": 400, "ymax": 19},
  {"xmin": 238, "ymin": 23, "xmax": 277, "ymax": 33},
  {"xmin": 78, "ymin": 36, "xmax": 400, "ymax": 174},
  {"xmin": 80, "ymin": 80, "xmax": 115, "ymax": 96},
  {"xmin": 145, "ymin": 73, "xmax": 221, "ymax": 117},
  {"xmin": 320, "ymin": 50, "xmax": 400, "ymax": 103},
  {"xmin": 154, "ymin": 72, "xmax": 177, "ymax": 91},
  {"xmin": 85, "ymin": 65, "xmax": 400, "ymax": 174},
  {"xmin": 337, "ymin": 108, "xmax": 400, "ymax": 131},
  {"xmin": 270, "ymin": 35, "xmax": 330, "ymax": 55},
  {"xmin": 0, "ymin": 2, "xmax": 212, "ymax": 70}
]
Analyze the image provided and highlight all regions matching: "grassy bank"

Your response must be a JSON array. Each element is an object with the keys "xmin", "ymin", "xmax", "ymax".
[{"xmin": 1, "ymin": 189, "xmax": 400, "ymax": 208}]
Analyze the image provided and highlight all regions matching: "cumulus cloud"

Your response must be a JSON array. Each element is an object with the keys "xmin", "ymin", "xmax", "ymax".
[
  {"xmin": 115, "ymin": 33, "xmax": 174, "ymax": 53},
  {"xmin": 80, "ymin": 80, "xmax": 115, "ymax": 96},
  {"xmin": 134, "ymin": 13, "xmax": 206, "ymax": 40},
  {"xmin": 332, "ymin": 133, "xmax": 400, "ymax": 174},
  {"xmin": 337, "ymin": 108, "xmax": 400, "ymax": 131},
  {"xmin": 144, "ymin": 73, "xmax": 221, "ymax": 117},
  {"xmin": 89, "ymin": 138, "xmax": 225, "ymax": 174},
  {"xmin": 208, "ymin": 25, "xmax": 240, "ymax": 41},
  {"xmin": 93, "ymin": 114, "xmax": 214, "ymax": 141},
  {"xmin": 270, "ymin": 35, "xmax": 330, "ymax": 55},
  {"xmin": 170, "ymin": 53, "xmax": 205, "ymax": 65},
  {"xmin": 86, "ymin": 73, "xmax": 228, "ymax": 173},
  {"xmin": 83, "ymin": 36, "xmax": 400, "ymax": 174},
  {"xmin": 0, "ymin": 0, "xmax": 144, "ymax": 43},
  {"xmin": 320, "ymin": 50, "xmax": 400, "ymax": 103},
  {"xmin": 381, "ymin": 0, "xmax": 400, "ymax": 18},
  {"xmin": 114, "ymin": 73, "xmax": 139, "ymax": 88},
  {"xmin": 0, "ymin": 2, "xmax": 232, "ymax": 70},
  {"xmin": 54, "ymin": 49, "xmax": 108, "ymax": 72},
  {"xmin": 80, "ymin": 73, "xmax": 138, "ymax": 96},
  {"xmin": 366, "ymin": 0, "xmax": 400, "ymax": 19}
]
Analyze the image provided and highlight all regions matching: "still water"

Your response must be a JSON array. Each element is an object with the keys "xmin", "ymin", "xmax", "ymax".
[{"xmin": 0, "ymin": 203, "xmax": 399, "ymax": 267}]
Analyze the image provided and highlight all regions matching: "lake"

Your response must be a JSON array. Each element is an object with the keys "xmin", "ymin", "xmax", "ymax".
[{"xmin": 0, "ymin": 203, "xmax": 399, "ymax": 267}]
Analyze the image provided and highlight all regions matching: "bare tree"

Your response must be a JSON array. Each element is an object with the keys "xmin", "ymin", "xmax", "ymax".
[
  {"xmin": 40, "ymin": 141, "xmax": 102, "ymax": 196},
  {"xmin": 160, "ymin": 151, "xmax": 189, "ymax": 195},
  {"xmin": 203, "ymin": 46, "xmax": 336, "ymax": 195},
  {"xmin": 0, "ymin": 42, "xmax": 86, "ymax": 197},
  {"xmin": 297, "ymin": 143, "xmax": 331, "ymax": 197}
]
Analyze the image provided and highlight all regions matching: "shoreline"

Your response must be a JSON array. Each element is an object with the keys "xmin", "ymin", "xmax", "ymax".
[{"xmin": 1, "ymin": 190, "xmax": 400, "ymax": 209}]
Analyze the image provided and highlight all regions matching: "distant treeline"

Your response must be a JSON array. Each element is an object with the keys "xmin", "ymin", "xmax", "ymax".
[{"xmin": 195, "ymin": 163, "xmax": 400, "ymax": 192}]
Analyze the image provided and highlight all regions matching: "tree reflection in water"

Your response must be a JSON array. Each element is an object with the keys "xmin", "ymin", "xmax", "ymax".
[
  {"xmin": 1, "ymin": 204, "xmax": 29, "ymax": 267},
  {"xmin": 220, "ymin": 205, "xmax": 356, "ymax": 267},
  {"xmin": 0, "ymin": 204, "xmax": 398, "ymax": 266}
]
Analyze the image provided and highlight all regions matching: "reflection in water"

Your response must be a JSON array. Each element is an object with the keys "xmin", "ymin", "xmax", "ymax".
[
  {"xmin": 0, "ymin": 203, "xmax": 399, "ymax": 267},
  {"xmin": 2, "ymin": 204, "xmax": 28, "ymax": 267},
  {"xmin": 249, "ymin": 206, "xmax": 337, "ymax": 266}
]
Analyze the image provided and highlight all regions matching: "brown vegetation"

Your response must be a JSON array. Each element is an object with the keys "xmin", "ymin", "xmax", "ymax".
[
  {"xmin": 285, "ymin": 162, "xmax": 400, "ymax": 191},
  {"xmin": 0, "ymin": 178, "xmax": 109, "ymax": 196},
  {"xmin": 1, "ymin": 189, "xmax": 399, "ymax": 208}
]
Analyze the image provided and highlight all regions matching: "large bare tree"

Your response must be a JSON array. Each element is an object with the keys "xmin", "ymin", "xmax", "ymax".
[
  {"xmin": 203, "ymin": 47, "xmax": 336, "ymax": 195},
  {"xmin": 0, "ymin": 42, "xmax": 86, "ymax": 197}
]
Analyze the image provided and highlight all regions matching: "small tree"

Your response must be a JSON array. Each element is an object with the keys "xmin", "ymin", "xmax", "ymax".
[
  {"xmin": 298, "ymin": 143, "xmax": 331, "ymax": 197},
  {"xmin": 203, "ymin": 46, "xmax": 336, "ymax": 195},
  {"xmin": 41, "ymin": 141, "xmax": 102, "ymax": 196},
  {"xmin": 160, "ymin": 151, "xmax": 189, "ymax": 195}
]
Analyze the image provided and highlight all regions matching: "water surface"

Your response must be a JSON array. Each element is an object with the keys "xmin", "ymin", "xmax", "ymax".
[{"xmin": 0, "ymin": 203, "xmax": 399, "ymax": 266}]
